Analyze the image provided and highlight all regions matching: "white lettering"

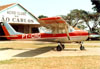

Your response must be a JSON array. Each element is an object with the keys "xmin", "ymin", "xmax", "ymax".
[
  {"xmin": 22, "ymin": 34, "xmax": 26, "ymax": 39},
  {"xmin": 25, "ymin": 34, "xmax": 28, "ymax": 39},
  {"xmin": 31, "ymin": 34, "xmax": 34, "ymax": 38},
  {"xmin": 34, "ymin": 33, "xmax": 41, "ymax": 38},
  {"xmin": 22, "ymin": 34, "xmax": 41, "ymax": 39}
]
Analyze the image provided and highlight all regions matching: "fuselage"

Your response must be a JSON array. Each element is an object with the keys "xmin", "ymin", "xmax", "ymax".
[
  {"xmin": 7, "ymin": 30, "xmax": 89, "ymax": 43},
  {"xmin": 0, "ymin": 22, "xmax": 89, "ymax": 43}
]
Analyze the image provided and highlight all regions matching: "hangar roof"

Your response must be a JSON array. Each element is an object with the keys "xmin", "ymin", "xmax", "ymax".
[{"xmin": 0, "ymin": 3, "xmax": 16, "ymax": 11}]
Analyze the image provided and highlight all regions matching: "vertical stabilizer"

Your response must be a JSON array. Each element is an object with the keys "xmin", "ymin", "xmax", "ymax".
[{"xmin": 0, "ymin": 22, "xmax": 23, "ymax": 36}]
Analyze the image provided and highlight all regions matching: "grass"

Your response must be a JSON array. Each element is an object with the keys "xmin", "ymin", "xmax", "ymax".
[
  {"xmin": 0, "ymin": 56, "xmax": 100, "ymax": 69},
  {"xmin": 0, "ymin": 41, "xmax": 100, "ymax": 50},
  {"xmin": 0, "ymin": 41, "xmax": 100, "ymax": 69},
  {"xmin": 85, "ymin": 40, "xmax": 100, "ymax": 43},
  {"xmin": 0, "ymin": 60, "xmax": 14, "ymax": 64}
]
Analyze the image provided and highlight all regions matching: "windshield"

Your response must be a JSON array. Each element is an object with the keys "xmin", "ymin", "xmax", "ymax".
[
  {"xmin": 39, "ymin": 26, "xmax": 75, "ymax": 34},
  {"xmin": 68, "ymin": 26, "xmax": 75, "ymax": 33},
  {"xmin": 39, "ymin": 26, "xmax": 52, "ymax": 33}
]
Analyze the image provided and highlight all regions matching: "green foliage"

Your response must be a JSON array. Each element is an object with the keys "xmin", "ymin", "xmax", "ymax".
[
  {"xmin": 0, "ymin": 59, "xmax": 14, "ymax": 64},
  {"xmin": 64, "ymin": 9, "xmax": 100, "ymax": 33},
  {"xmin": 91, "ymin": 0, "xmax": 100, "ymax": 12},
  {"xmin": 66, "ymin": 9, "xmax": 89, "ymax": 27},
  {"xmin": 77, "ymin": 25, "xmax": 87, "ymax": 30},
  {"xmin": 38, "ymin": 15, "xmax": 48, "ymax": 19}
]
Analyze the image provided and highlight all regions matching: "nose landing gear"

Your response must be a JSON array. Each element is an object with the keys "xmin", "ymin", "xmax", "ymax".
[{"xmin": 79, "ymin": 42, "xmax": 85, "ymax": 50}]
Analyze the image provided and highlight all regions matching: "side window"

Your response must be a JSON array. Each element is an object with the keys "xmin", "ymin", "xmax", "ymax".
[{"xmin": 32, "ymin": 28, "xmax": 39, "ymax": 33}]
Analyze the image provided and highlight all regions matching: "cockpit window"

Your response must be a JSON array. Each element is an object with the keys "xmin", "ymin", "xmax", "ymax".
[
  {"xmin": 39, "ymin": 26, "xmax": 75, "ymax": 34},
  {"xmin": 39, "ymin": 26, "xmax": 52, "ymax": 33},
  {"xmin": 68, "ymin": 26, "xmax": 75, "ymax": 32}
]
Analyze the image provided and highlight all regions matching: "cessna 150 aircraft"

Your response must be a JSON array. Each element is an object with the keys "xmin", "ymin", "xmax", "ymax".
[{"xmin": 0, "ymin": 17, "xmax": 89, "ymax": 51}]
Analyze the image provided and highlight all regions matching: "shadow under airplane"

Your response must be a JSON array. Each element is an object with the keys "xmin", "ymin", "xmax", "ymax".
[
  {"xmin": 0, "ymin": 48, "xmax": 13, "ymax": 51},
  {"xmin": 13, "ymin": 46, "xmax": 54, "ymax": 57},
  {"xmin": 13, "ymin": 46, "xmax": 79, "ymax": 57}
]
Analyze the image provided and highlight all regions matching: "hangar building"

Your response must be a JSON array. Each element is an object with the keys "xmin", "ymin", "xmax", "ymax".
[{"xmin": 0, "ymin": 3, "xmax": 40, "ymax": 36}]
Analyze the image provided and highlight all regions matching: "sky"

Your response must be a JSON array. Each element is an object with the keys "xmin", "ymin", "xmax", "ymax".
[{"xmin": 0, "ymin": 0, "xmax": 94, "ymax": 17}]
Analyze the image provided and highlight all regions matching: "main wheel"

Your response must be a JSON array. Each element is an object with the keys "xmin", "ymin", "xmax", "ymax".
[
  {"xmin": 62, "ymin": 44, "xmax": 65, "ymax": 49},
  {"xmin": 80, "ymin": 46, "xmax": 85, "ymax": 50},
  {"xmin": 56, "ymin": 45, "xmax": 62, "ymax": 51}
]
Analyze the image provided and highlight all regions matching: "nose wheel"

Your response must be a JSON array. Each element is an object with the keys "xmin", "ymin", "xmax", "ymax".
[
  {"xmin": 80, "ymin": 45, "xmax": 85, "ymax": 50},
  {"xmin": 80, "ymin": 42, "xmax": 85, "ymax": 50},
  {"xmin": 56, "ymin": 42, "xmax": 65, "ymax": 51}
]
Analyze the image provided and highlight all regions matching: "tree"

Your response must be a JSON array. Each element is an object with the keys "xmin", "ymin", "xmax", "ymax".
[
  {"xmin": 81, "ymin": 12, "xmax": 92, "ymax": 32},
  {"xmin": 38, "ymin": 15, "xmax": 48, "ymax": 19},
  {"xmin": 65, "ymin": 9, "xmax": 100, "ymax": 32},
  {"xmin": 91, "ymin": 0, "xmax": 100, "ymax": 33},
  {"xmin": 91, "ymin": 0, "xmax": 100, "ymax": 12},
  {"xmin": 89, "ymin": 13, "xmax": 100, "ymax": 33},
  {"xmin": 77, "ymin": 25, "xmax": 87, "ymax": 30},
  {"xmin": 66, "ymin": 9, "xmax": 88, "ymax": 28}
]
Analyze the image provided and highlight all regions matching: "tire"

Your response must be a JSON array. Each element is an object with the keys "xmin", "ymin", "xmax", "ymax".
[
  {"xmin": 56, "ymin": 45, "xmax": 62, "ymax": 51},
  {"xmin": 62, "ymin": 45, "xmax": 65, "ymax": 49},
  {"xmin": 80, "ymin": 46, "xmax": 85, "ymax": 50}
]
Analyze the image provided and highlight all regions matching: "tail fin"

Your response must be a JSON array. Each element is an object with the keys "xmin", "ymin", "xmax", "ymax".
[{"xmin": 0, "ymin": 22, "xmax": 23, "ymax": 36}]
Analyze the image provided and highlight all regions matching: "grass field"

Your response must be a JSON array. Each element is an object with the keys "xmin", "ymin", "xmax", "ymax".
[
  {"xmin": 0, "ymin": 40, "xmax": 100, "ymax": 49},
  {"xmin": 0, "ymin": 56, "xmax": 100, "ymax": 69},
  {"xmin": 0, "ymin": 40, "xmax": 100, "ymax": 69}
]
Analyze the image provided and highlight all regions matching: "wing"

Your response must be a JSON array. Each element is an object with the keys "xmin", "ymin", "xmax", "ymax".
[{"xmin": 39, "ymin": 17, "xmax": 70, "ymax": 40}]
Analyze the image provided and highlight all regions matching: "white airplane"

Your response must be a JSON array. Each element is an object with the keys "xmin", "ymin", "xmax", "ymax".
[{"xmin": 0, "ymin": 17, "xmax": 89, "ymax": 51}]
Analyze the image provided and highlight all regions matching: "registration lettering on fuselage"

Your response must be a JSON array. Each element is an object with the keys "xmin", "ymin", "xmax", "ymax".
[{"xmin": 22, "ymin": 33, "xmax": 41, "ymax": 39}]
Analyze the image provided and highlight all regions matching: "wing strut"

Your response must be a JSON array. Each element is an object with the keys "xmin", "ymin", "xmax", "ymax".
[{"xmin": 64, "ymin": 23, "xmax": 70, "ymax": 40}]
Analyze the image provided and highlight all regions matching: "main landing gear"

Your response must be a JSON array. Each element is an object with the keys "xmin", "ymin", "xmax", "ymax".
[
  {"xmin": 56, "ymin": 42, "xmax": 65, "ymax": 51},
  {"xmin": 55, "ymin": 42, "xmax": 85, "ymax": 51}
]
